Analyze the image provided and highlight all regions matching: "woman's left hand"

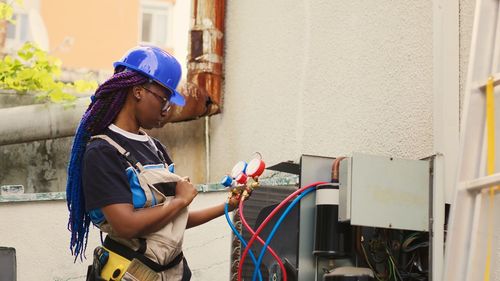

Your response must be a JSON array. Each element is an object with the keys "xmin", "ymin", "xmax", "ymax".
[
  {"xmin": 227, "ymin": 187, "xmax": 253, "ymax": 211},
  {"xmin": 227, "ymin": 195, "xmax": 239, "ymax": 211}
]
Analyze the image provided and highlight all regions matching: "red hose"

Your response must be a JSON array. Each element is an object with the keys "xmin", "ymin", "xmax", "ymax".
[
  {"xmin": 238, "ymin": 199, "xmax": 288, "ymax": 281},
  {"xmin": 238, "ymin": 181, "xmax": 328, "ymax": 281}
]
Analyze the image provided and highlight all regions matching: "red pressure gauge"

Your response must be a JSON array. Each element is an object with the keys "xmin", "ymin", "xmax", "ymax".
[
  {"xmin": 235, "ymin": 172, "xmax": 248, "ymax": 184},
  {"xmin": 246, "ymin": 158, "xmax": 266, "ymax": 178}
]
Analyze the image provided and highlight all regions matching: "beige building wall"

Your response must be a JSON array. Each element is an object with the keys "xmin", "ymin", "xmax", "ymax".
[
  {"xmin": 41, "ymin": 0, "xmax": 174, "ymax": 71},
  {"xmin": 211, "ymin": 0, "xmax": 436, "ymax": 180}
]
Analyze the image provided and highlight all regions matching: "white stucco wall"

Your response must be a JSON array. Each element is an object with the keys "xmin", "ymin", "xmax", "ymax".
[
  {"xmin": 0, "ymin": 191, "xmax": 231, "ymax": 281},
  {"xmin": 210, "ymin": 0, "xmax": 434, "ymax": 180},
  {"xmin": 459, "ymin": 0, "xmax": 475, "ymax": 122}
]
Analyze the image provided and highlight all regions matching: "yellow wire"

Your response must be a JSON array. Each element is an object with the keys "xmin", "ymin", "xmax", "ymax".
[
  {"xmin": 486, "ymin": 76, "xmax": 496, "ymax": 176},
  {"xmin": 483, "ymin": 76, "xmax": 495, "ymax": 281}
]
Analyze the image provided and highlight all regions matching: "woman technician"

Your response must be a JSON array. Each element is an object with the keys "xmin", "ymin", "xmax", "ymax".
[{"xmin": 66, "ymin": 45, "xmax": 237, "ymax": 281}]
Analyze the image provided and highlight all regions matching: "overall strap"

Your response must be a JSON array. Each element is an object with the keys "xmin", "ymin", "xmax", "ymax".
[
  {"xmin": 91, "ymin": 135, "xmax": 143, "ymax": 171},
  {"xmin": 91, "ymin": 134, "xmax": 154, "ymax": 206},
  {"xmin": 145, "ymin": 135, "xmax": 170, "ymax": 165}
]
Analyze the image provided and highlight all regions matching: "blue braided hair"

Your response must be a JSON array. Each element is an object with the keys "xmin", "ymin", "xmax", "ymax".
[{"xmin": 66, "ymin": 69, "xmax": 148, "ymax": 260}]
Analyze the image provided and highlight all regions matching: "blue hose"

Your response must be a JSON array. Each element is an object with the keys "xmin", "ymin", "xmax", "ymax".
[
  {"xmin": 252, "ymin": 187, "xmax": 316, "ymax": 281},
  {"xmin": 224, "ymin": 203, "xmax": 263, "ymax": 281}
]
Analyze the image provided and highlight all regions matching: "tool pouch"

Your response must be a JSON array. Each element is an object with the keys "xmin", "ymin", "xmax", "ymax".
[{"xmin": 86, "ymin": 247, "xmax": 108, "ymax": 281}]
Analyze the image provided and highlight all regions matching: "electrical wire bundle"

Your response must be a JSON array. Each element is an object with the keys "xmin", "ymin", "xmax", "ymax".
[{"xmin": 360, "ymin": 229, "xmax": 429, "ymax": 281}]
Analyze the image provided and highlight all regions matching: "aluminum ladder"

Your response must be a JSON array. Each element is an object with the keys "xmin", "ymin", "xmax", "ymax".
[{"xmin": 443, "ymin": 0, "xmax": 500, "ymax": 280}]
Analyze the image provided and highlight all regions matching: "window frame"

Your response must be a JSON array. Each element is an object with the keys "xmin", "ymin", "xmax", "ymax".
[
  {"xmin": 139, "ymin": 0, "xmax": 173, "ymax": 48},
  {"xmin": 5, "ymin": 11, "xmax": 31, "ymax": 51},
  {"xmin": 4, "ymin": 0, "xmax": 41, "ymax": 53}
]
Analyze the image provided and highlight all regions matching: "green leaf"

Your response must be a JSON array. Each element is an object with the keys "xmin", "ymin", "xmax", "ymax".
[
  {"xmin": 0, "ymin": 3, "xmax": 14, "ymax": 21},
  {"xmin": 73, "ymin": 80, "xmax": 98, "ymax": 92},
  {"xmin": 48, "ymin": 88, "xmax": 77, "ymax": 103}
]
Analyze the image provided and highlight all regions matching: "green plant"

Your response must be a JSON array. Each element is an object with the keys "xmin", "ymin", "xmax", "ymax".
[
  {"xmin": 0, "ymin": 0, "xmax": 17, "ymax": 23},
  {"xmin": 0, "ymin": 42, "xmax": 97, "ymax": 102},
  {"xmin": 0, "ymin": 1, "xmax": 97, "ymax": 103}
]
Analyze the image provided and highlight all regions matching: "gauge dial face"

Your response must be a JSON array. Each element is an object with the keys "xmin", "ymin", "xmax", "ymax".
[
  {"xmin": 231, "ymin": 161, "xmax": 247, "ymax": 178},
  {"xmin": 246, "ymin": 159, "xmax": 265, "ymax": 177}
]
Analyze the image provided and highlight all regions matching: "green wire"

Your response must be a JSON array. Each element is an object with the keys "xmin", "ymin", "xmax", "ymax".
[
  {"xmin": 385, "ymin": 245, "xmax": 403, "ymax": 281},
  {"xmin": 361, "ymin": 241, "xmax": 385, "ymax": 281}
]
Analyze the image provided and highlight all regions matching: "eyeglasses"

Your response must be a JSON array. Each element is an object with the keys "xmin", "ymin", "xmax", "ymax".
[{"xmin": 141, "ymin": 86, "xmax": 172, "ymax": 112}]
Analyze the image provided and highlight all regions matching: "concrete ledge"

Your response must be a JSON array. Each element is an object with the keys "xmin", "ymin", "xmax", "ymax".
[
  {"xmin": 0, "ymin": 192, "xmax": 66, "ymax": 203},
  {"xmin": 0, "ymin": 174, "xmax": 299, "ymax": 203}
]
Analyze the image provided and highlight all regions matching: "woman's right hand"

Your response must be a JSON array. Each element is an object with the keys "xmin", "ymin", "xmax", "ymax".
[{"xmin": 175, "ymin": 179, "xmax": 198, "ymax": 206}]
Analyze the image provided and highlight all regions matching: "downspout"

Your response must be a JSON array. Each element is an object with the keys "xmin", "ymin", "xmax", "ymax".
[
  {"xmin": 161, "ymin": 0, "xmax": 225, "ymax": 183},
  {"xmin": 163, "ymin": 0, "xmax": 225, "ymax": 123}
]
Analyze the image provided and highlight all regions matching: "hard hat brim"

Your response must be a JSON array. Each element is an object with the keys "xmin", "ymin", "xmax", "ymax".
[
  {"xmin": 169, "ymin": 89, "xmax": 186, "ymax": 106},
  {"xmin": 153, "ymin": 80, "xmax": 185, "ymax": 107},
  {"xmin": 113, "ymin": 62, "xmax": 186, "ymax": 107}
]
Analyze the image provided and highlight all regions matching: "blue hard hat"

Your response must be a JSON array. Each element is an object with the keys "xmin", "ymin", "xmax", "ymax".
[{"xmin": 113, "ymin": 45, "xmax": 185, "ymax": 106}]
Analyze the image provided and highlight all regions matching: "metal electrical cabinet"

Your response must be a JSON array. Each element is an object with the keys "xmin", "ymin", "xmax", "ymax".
[{"xmin": 338, "ymin": 152, "xmax": 430, "ymax": 231}]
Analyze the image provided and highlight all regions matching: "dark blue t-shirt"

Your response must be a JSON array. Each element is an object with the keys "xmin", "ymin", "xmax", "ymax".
[{"xmin": 82, "ymin": 125, "xmax": 172, "ymax": 224}]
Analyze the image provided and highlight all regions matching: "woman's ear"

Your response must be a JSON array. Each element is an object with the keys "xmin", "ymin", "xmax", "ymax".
[{"xmin": 132, "ymin": 86, "xmax": 142, "ymax": 100}]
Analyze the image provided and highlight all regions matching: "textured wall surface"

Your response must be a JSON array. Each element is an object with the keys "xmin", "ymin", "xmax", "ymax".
[
  {"xmin": 0, "ymin": 138, "xmax": 71, "ymax": 193},
  {"xmin": 210, "ymin": 0, "xmax": 434, "ymax": 181},
  {"xmin": 459, "ymin": 0, "xmax": 476, "ymax": 123},
  {"xmin": 149, "ymin": 118, "xmax": 208, "ymax": 183},
  {"xmin": 0, "ymin": 192, "xmax": 231, "ymax": 281}
]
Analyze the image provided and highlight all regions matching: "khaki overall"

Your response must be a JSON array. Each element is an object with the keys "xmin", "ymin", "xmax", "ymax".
[{"xmin": 92, "ymin": 135, "xmax": 189, "ymax": 281}]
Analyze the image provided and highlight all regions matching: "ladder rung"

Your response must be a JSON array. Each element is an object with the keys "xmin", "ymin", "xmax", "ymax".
[
  {"xmin": 461, "ymin": 172, "xmax": 500, "ymax": 192},
  {"xmin": 475, "ymin": 73, "xmax": 500, "ymax": 90}
]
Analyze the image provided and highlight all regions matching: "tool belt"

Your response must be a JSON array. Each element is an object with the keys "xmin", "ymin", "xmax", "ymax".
[
  {"xmin": 104, "ymin": 237, "xmax": 184, "ymax": 272},
  {"xmin": 87, "ymin": 237, "xmax": 184, "ymax": 281}
]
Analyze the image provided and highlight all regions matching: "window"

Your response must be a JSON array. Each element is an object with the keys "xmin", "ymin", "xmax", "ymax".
[
  {"xmin": 5, "ymin": 12, "xmax": 32, "ymax": 50},
  {"xmin": 140, "ymin": 1, "xmax": 172, "ymax": 47}
]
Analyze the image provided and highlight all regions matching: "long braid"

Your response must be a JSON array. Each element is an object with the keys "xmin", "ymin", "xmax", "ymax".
[{"xmin": 66, "ymin": 70, "xmax": 148, "ymax": 261}]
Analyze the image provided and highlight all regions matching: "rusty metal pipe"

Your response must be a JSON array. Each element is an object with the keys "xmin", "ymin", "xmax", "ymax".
[{"xmin": 165, "ymin": 0, "xmax": 225, "ymax": 122}]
